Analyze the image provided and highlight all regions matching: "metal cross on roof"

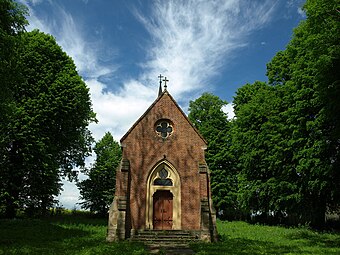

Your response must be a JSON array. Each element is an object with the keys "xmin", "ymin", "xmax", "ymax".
[
  {"xmin": 163, "ymin": 77, "xmax": 169, "ymax": 91},
  {"xmin": 158, "ymin": 74, "xmax": 163, "ymax": 96},
  {"xmin": 158, "ymin": 74, "xmax": 163, "ymax": 86}
]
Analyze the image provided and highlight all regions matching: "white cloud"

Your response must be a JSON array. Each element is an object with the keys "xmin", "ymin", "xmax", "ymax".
[
  {"xmin": 26, "ymin": 0, "xmax": 278, "ymax": 141},
  {"xmin": 57, "ymin": 178, "xmax": 84, "ymax": 209},
  {"xmin": 222, "ymin": 104, "xmax": 235, "ymax": 120},
  {"xmin": 87, "ymin": 79, "xmax": 154, "ymax": 141},
  {"xmin": 25, "ymin": 0, "xmax": 279, "ymax": 208},
  {"xmin": 285, "ymin": 0, "xmax": 306, "ymax": 19},
  {"xmin": 297, "ymin": 7, "xmax": 306, "ymax": 18},
  {"xmin": 27, "ymin": 4, "xmax": 117, "ymax": 80},
  {"xmin": 135, "ymin": 0, "xmax": 278, "ymax": 99},
  {"xmin": 25, "ymin": 0, "xmax": 45, "ymax": 5},
  {"xmin": 56, "ymin": 12, "xmax": 117, "ymax": 79}
]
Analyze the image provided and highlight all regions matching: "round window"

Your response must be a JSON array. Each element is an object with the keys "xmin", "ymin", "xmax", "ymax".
[{"xmin": 155, "ymin": 120, "xmax": 173, "ymax": 138}]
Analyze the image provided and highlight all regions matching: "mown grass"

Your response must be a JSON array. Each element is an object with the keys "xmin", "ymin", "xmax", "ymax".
[
  {"xmin": 191, "ymin": 220, "xmax": 340, "ymax": 255},
  {"xmin": 1, "ymin": 216, "xmax": 339, "ymax": 254},
  {"xmin": 0, "ymin": 215, "xmax": 147, "ymax": 255}
]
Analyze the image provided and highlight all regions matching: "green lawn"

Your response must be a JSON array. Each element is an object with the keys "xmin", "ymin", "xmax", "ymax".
[
  {"xmin": 1, "ymin": 216, "xmax": 339, "ymax": 254},
  {"xmin": 191, "ymin": 220, "xmax": 340, "ymax": 255},
  {"xmin": 0, "ymin": 216, "xmax": 147, "ymax": 255}
]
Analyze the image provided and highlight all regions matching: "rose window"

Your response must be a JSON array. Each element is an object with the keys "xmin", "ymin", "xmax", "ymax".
[{"xmin": 155, "ymin": 120, "xmax": 173, "ymax": 139}]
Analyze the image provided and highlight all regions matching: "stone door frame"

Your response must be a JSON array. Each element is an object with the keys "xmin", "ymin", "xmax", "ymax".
[{"xmin": 145, "ymin": 160, "xmax": 181, "ymax": 230}]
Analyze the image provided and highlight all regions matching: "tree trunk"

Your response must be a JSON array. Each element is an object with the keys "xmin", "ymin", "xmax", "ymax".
[
  {"xmin": 311, "ymin": 199, "xmax": 326, "ymax": 228},
  {"xmin": 5, "ymin": 194, "xmax": 17, "ymax": 218}
]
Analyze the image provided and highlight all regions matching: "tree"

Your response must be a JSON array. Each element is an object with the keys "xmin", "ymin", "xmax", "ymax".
[
  {"xmin": 232, "ymin": 0, "xmax": 339, "ymax": 226},
  {"xmin": 266, "ymin": 0, "xmax": 340, "ymax": 226},
  {"xmin": 0, "ymin": 0, "xmax": 28, "ymax": 112},
  {"xmin": 0, "ymin": 0, "xmax": 28, "ymax": 217},
  {"xmin": 0, "ymin": 30, "xmax": 96, "ymax": 217},
  {"xmin": 232, "ymin": 82, "xmax": 301, "ymax": 223},
  {"xmin": 78, "ymin": 132, "xmax": 121, "ymax": 215},
  {"xmin": 188, "ymin": 93, "xmax": 238, "ymax": 219}
]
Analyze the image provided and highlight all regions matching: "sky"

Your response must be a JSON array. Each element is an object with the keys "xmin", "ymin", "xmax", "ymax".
[{"xmin": 20, "ymin": 0, "xmax": 305, "ymax": 209}]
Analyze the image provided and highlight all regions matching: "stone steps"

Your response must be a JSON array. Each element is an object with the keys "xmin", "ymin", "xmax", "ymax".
[
  {"xmin": 131, "ymin": 230, "xmax": 198, "ymax": 254},
  {"xmin": 131, "ymin": 229, "xmax": 200, "ymax": 244},
  {"xmin": 147, "ymin": 244, "xmax": 195, "ymax": 255}
]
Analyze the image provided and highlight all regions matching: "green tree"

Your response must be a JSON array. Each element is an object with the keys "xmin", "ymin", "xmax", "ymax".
[
  {"xmin": 266, "ymin": 0, "xmax": 340, "ymax": 226},
  {"xmin": 0, "ymin": 30, "xmax": 96, "ymax": 217},
  {"xmin": 78, "ymin": 132, "xmax": 121, "ymax": 215},
  {"xmin": 233, "ymin": 0, "xmax": 339, "ymax": 226},
  {"xmin": 0, "ymin": 0, "xmax": 28, "ymax": 216},
  {"xmin": 0, "ymin": 0, "xmax": 28, "ymax": 112},
  {"xmin": 188, "ymin": 93, "xmax": 238, "ymax": 219},
  {"xmin": 233, "ymin": 82, "xmax": 301, "ymax": 222}
]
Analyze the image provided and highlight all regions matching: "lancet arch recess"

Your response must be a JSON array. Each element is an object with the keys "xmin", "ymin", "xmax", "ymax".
[{"xmin": 145, "ymin": 160, "xmax": 181, "ymax": 230}]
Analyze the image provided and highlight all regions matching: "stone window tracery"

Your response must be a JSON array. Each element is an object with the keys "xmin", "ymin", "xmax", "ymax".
[
  {"xmin": 153, "ymin": 168, "xmax": 173, "ymax": 186},
  {"xmin": 155, "ymin": 120, "xmax": 173, "ymax": 139}
]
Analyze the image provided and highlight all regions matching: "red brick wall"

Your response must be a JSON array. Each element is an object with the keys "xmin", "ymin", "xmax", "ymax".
[
  {"xmin": 119, "ymin": 93, "xmax": 207, "ymax": 230},
  {"xmin": 200, "ymin": 173, "xmax": 208, "ymax": 198}
]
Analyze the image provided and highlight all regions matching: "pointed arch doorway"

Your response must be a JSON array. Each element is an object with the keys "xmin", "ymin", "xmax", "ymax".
[{"xmin": 146, "ymin": 160, "xmax": 181, "ymax": 230}]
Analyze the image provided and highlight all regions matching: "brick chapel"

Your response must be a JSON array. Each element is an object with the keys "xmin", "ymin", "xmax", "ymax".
[{"xmin": 107, "ymin": 77, "xmax": 217, "ymax": 242}]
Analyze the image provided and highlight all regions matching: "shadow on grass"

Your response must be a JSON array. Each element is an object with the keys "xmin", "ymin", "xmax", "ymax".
[
  {"xmin": 0, "ymin": 219, "xmax": 147, "ymax": 255},
  {"xmin": 191, "ymin": 234, "xmax": 302, "ymax": 255},
  {"xmin": 0, "ymin": 219, "xmax": 87, "ymax": 245},
  {"xmin": 48, "ymin": 214, "xmax": 109, "ymax": 226},
  {"xmin": 286, "ymin": 230, "xmax": 340, "ymax": 249}
]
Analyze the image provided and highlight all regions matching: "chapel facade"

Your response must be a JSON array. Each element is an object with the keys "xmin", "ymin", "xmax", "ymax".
[{"xmin": 107, "ymin": 79, "xmax": 217, "ymax": 242}]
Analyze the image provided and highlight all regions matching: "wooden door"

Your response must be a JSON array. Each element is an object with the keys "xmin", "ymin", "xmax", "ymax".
[{"xmin": 153, "ymin": 190, "xmax": 173, "ymax": 230}]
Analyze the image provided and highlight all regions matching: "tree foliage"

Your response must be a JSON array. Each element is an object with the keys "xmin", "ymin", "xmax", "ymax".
[
  {"xmin": 190, "ymin": 0, "xmax": 339, "ymax": 227},
  {"xmin": 188, "ymin": 93, "xmax": 238, "ymax": 219},
  {"xmin": 232, "ymin": 0, "xmax": 340, "ymax": 226},
  {"xmin": 0, "ymin": 0, "xmax": 28, "ymax": 111},
  {"xmin": 268, "ymin": 0, "xmax": 339, "ymax": 226},
  {"xmin": 0, "ymin": 0, "xmax": 28, "ymax": 217},
  {"xmin": 232, "ymin": 82, "xmax": 301, "ymax": 222},
  {"xmin": 0, "ymin": 29, "xmax": 95, "ymax": 217},
  {"xmin": 78, "ymin": 132, "xmax": 121, "ymax": 215}
]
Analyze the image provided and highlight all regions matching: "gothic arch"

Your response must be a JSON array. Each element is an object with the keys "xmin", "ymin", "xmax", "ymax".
[{"xmin": 145, "ymin": 159, "xmax": 181, "ymax": 229}]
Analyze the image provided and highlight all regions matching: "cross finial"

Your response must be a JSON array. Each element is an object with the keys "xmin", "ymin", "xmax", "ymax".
[
  {"xmin": 158, "ymin": 74, "xmax": 163, "ymax": 96},
  {"xmin": 163, "ymin": 77, "xmax": 169, "ymax": 91},
  {"xmin": 158, "ymin": 74, "xmax": 163, "ymax": 86}
]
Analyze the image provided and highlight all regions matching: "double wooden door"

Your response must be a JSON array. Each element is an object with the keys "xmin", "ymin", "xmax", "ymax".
[{"xmin": 153, "ymin": 190, "xmax": 173, "ymax": 230}]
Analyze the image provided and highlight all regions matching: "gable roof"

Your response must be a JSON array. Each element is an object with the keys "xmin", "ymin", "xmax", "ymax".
[{"xmin": 120, "ymin": 91, "xmax": 207, "ymax": 144}]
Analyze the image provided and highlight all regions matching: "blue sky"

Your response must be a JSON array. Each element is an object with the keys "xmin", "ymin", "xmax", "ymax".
[{"xmin": 20, "ymin": 0, "xmax": 305, "ymax": 209}]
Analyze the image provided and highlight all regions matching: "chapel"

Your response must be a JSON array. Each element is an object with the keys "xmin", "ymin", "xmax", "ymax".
[{"xmin": 107, "ymin": 77, "xmax": 217, "ymax": 242}]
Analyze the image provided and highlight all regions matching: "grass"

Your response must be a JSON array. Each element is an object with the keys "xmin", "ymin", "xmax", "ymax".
[
  {"xmin": 1, "ymin": 215, "xmax": 339, "ymax": 254},
  {"xmin": 191, "ymin": 220, "xmax": 340, "ymax": 255},
  {"xmin": 0, "ymin": 215, "xmax": 147, "ymax": 255}
]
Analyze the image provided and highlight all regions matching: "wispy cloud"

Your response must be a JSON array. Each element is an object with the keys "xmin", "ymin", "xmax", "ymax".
[
  {"xmin": 222, "ymin": 104, "xmax": 235, "ymax": 120},
  {"xmin": 136, "ymin": 0, "xmax": 278, "ymax": 99},
  {"xmin": 297, "ymin": 7, "xmax": 306, "ymax": 18},
  {"xmin": 87, "ymin": 78, "xmax": 154, "ymax": 141},
  {"xmin": 26, "ymin": 0, "xmax": 45, "ymax": 5},
  {"xmin": 285, "ymin": 0, "xmax": 306, "ymax": 18},
  {"xmin": 57, "ymin": 13, "xmax": 114, "ymax": 79},
  {"xmin": 26, "ymin": 3, "xmax": 117, "ymax": 80},
  {"xmin": 25, "ymin": 0, "xmax": 278, "ymax": 141},
  {"xmin": 24, "ymin": 0, "xmax": 279, "ymax": 208},
  {"xmin": 24, "ymin": 1, "xmax": 121, "ymax": 141}
]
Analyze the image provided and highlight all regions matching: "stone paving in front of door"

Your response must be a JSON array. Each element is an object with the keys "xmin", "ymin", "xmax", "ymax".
[{"xmin": 147, "ymin": 243, "xmax": 195, "ymax": 255}]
